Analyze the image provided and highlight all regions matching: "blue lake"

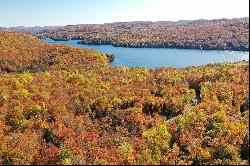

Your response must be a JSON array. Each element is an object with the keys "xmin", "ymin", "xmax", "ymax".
[{"xmin": 44, "ymin": 39, "xmax": 249, "ymax": 69}]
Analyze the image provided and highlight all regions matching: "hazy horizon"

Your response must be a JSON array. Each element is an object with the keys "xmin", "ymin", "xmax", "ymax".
[
  {"xmin": 0, "ymin": 0, "xmax": 249, "ymax": 27},
  {"xmin": 0, "ymin": 17, "xmax": 248, "ymax": 28}
]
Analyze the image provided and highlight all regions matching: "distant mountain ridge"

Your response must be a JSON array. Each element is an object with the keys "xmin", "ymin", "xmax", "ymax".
[
  {"xmin": 1, "ymin": 17, "xmax": 248, "ymax": 32},
  {"xmin": 0, "ymin": 26, "xmax": 62, "ymax": 34}
]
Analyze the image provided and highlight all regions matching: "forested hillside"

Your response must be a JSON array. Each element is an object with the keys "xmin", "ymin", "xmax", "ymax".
[
  {"xmin": 39, "ymin": 18, "xmax": 249, "ymax": 51},
  {"xmin": 0, "ymin": 32, "xmax": 109, "ymax": 73},
  {"xmin": 0, "ymin": 32, "xmax": 249, "ymax": 165}
]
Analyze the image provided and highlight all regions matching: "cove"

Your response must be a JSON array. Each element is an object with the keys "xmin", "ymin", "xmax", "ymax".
[{"xmin": 43, "ymin": 39, "xmax": 249, "ymax": 69}]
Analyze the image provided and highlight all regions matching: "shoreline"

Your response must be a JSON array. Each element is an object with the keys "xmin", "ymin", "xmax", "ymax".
[
  {"xmin": 48, "ymin": 39, "xmax": 249, "ymax": 52},
  {"xmin": 78, "ymin": 41, "xmax": 249, "ymax": 52},
  {"xmin": 43, "ymin": 37, "xmax": 250, "ymax": 52}
]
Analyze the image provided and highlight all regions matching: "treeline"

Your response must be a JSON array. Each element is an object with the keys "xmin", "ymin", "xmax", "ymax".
[
  {"xmin": 0, "ymin": 32, "xmax": 249, "ymax": 165},
  {"xmin": 40, "ymin": 18, "xmax": 249, "ymax": 51}
]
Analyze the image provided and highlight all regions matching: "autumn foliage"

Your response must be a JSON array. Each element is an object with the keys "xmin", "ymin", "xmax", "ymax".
[
  {"xmin": 0, "ymin": 32, "xmax": 249, "ymax": 165},
  {"xmin": 41, "ymin": 18, "xmax": 249, "ymax": 51}
]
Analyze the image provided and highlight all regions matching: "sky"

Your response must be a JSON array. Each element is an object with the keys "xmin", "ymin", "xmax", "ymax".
[{"xmin": 0, "ymin": 0, "xmax": 249, "ymax": 27}]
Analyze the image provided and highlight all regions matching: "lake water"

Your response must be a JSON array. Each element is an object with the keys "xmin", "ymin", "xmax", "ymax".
[{"xmin": 43, "ymin": 39, "xmax": 249, "ymax": 69}]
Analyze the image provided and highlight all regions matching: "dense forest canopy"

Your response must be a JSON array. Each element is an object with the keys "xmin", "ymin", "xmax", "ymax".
[{"xmin": 0, "ymin": 32, "xmax": 249, "ymax": 165}]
